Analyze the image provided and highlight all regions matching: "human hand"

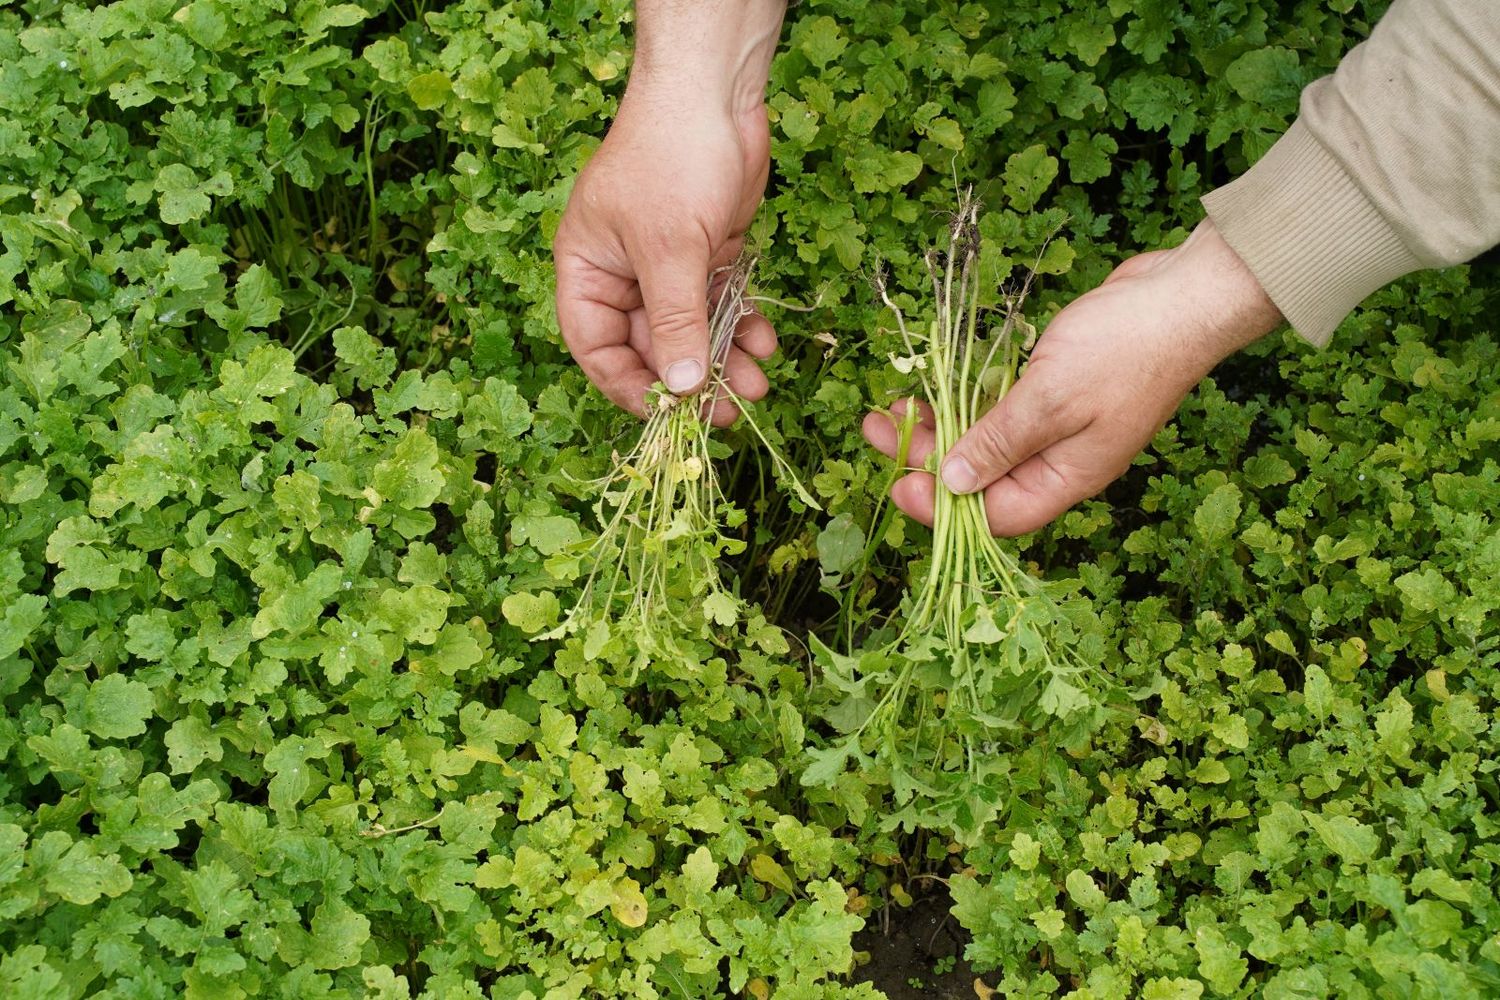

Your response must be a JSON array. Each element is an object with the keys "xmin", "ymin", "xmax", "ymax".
[
  {"xmin": 862, "ymin": 219, "xmax": 1283, "ymax": 535},
  {"xmin": 553, "ymin": 1, "xmax": 786, "ymax": 427}
]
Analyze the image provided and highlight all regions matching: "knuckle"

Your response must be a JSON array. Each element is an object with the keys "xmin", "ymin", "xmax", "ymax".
[
  {"xmin": 645, "ymin": 302, "xmax": 703, "ymax": 343},
  {"xmin": 972, "ymin": 418, "xmax": 1020, "ymax": 471},
  {"xmin": 635, "ymin": 212, "xmax": 711, "ymax": 257},
  {"xmin": 1032, "ymin": 376, "xmax": 1070, "ymax": 415}
]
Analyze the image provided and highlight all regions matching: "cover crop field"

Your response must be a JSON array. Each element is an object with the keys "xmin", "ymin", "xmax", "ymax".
[{"xmin": 1, "ymin": 1, "xmax": 1496, "ymax": 998}]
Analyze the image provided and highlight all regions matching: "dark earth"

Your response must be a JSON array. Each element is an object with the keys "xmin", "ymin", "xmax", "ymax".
[{"xmin": 850, "ymin": 887, "xmax": 988, "ymax": 999}]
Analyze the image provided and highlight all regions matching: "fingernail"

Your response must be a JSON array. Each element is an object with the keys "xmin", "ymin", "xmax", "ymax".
[
  {"xmin": 665, "ymin": 359, "xmax": 704, "ymax": 394},
  {"xmin": 941, "ymin": 456, "xmax": 979, "ymax": 494}
]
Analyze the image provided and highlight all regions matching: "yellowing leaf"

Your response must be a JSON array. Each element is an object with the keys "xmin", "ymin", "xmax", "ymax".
[
  {"xmin": 610, "ymin": 878, "xmax": 648, "ymax": 928},
  {"xmin": 703, "ymin": 590, "xmax": 738, "ymax": 628},
  {"xmin": 749, "ymin": 854, "xmax": 795, "ymax": 896},
  {"xmin": 1190, "ymin": 758, "xmax": 1231, "ymax": 784},
  {"xmin": 501, "ymin": 591, "xmax": 559, "ymax": 635},
  {"xmin": 406, "ymin": 71, "xmax": 451, "ymax": 110},
  {"xmin": 586, "ymin": 55, "xmax": 620, "ymax": 81}
]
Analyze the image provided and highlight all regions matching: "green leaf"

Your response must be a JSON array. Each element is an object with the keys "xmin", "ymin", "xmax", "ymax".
[
  {"xmin": 302, "ymin": 2, "xmax": 368, "ymax": 40},
  {"xmin": 1190, "ymin": 759, "xmax": 1231, "ymax": 784},
  {"xmin": 263, "ymin": 736, "xmax": 331, "ymax": 816},
  {"xmin": 1305, "ymin": 812, "xmax": 1379, "ymax": 865},
  {"xmin": 1243, "ymin": 453, "xmax": 1296, "ymax": 488},
  {"xmin": 156, "ymin": 164, "xmax": 233, "ymax": 225},
  {"xmin": 800, "ymin": 737, "xmax": 859, "ymax": 788},
  {"xmin": 410, "ymin": 623, "xmax": 484, "ymax": 676},
  {"xmin": 816, "ymin": 513, "xmax": 864, "ymax": 581},
  {"xmin": 1062, "ymin": 130, "xmax": 1118, "ymax": 184},
  {"xmin": 114, "ymin": 774, "xmax": 219, "ymax": 853},
  {"xmin": 1039, "ymin": 675, "xmax": 1090, "ymax": 717},
  {"xmin": 252, "ymin": 562, "xmax": 343, "ymax": 640},
  {"xmin": 84, "ymin": 674, "xmax": 154, "ymax": 740},
  {"xmin": 372, "ymin": 429, "xmax": 445, "ymax": 510},
  {"xmin": 1404, "ymin": 899, "xmax": 1464, "ymax": 949},
  {"xmin": 1031, "ymin": 907, "xmax": 1066, "ymax": 939},
  {"xmin": 375, "ymin": 584, "xmax": 452, "ymax": 645},
  {"xmin": 501, "ymin": 591, "xmax": 559, "ymax": 635},
  {"xmin": 164, "ymin": 716, "xmax": 224, "ymax": 775},
  {"xmin": 0, "ymin": 595, "xmax": 46, "ymax": 659},
  {"xmin": 922, "ymin": 116, "xmax": 965, "ymax": 150},
  {"xmin": 1008, "ymin": 832, "xmax": 1041, "ymax": 871},
  {"xmin": 38, "ymin": 833, "xmax": 132, "ymax": 905},
  {"xmin": 1225, "ymin": 47, "xmax": 1302, "ymax": 107},
  {"xmin": 46, "ymin": 516, "xmax": 132, "ymax": 596},
  {"xmin": 1395, "ymin": 567, "xmax": 1457, "ymax": 614},
  {"xmin": 846, "ymin": 149, "xmax": 923, "ymax": 195},
  {"xmin": 164, "ymin": 247, "xmax": 221, "ymax": 292},
  {"xmin": 1067, "ymin": 17, "xmax": 1116, "ymax": 66},
  {"xmin": 308, "ymin": 900, "xmax": 371, "ymax": 969},
  {"xmin": 1064, "ymin": 869, "xmax": 1106, "ymax": 913},
  {"xmin": 963, "ymin": 608, "xmax": 1006, "ymax": 644},
  {"xmin": 232, "ymin": 265, "xmax": 283, "ymax": 329},
  {"xmin": 1193, "ymin": 483, "xmax": 1242, "ymax": 542},
  {"xmin": 794, "ymin": 15, "xmax": 847, "ymax": 68},
  {"xmin": 332, "ymin": 325, "xmax": 396, "ymax": 386},
  {"xmin": 218, "ymin": 343, "xmax": 296, "ymax": 403},
  {"xmin": 181, "ymin": 861, "xmax": 255, "ymax": 936},
  {"xmin": 1303, "ymin": 664, "xmax": 1333, "ymax": 720},
  {"xmin": 1002, "ymin": 144, "xmax": 1059, "ymax": 212},
  {"xmin": 511, "ymin": 515, "xmax": 582, "ymax": 556}
]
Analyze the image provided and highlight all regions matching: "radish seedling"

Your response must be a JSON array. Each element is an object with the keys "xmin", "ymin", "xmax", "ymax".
[
  {"xmin": 805, "ymin": 197, "xmax": 1105, "ymax": 831},
  {"xmin": 546, "ymin": 259, "xmax": 817, "ymax": 675}
]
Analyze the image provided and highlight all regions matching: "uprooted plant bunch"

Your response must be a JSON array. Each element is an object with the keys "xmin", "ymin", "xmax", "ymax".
[
  {"xmin": 805, "ymin": 196, "xmax": 1109, "ymax": 835},
  {"xmin": 546, "ymin": 258, "xmax": 817, "ymax": 676}
]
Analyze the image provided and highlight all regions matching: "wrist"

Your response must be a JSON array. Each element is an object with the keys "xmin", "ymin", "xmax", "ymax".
[
  {"xmin": 1175, "ymin": 217, "xmax": 1284, "ymax": 370},
  {"xmin": 627, "ymin": 0, "xmax": 785, "ymax": 118}
]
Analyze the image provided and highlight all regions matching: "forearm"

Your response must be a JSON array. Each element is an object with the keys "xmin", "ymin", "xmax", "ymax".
[
  {"xmin": 628, "ymin": 0, "xmax": 787, "ymax": 116},
  {"xmin": 1203, "ymin": 0, "xmax": 1500, "ymax": 346}
]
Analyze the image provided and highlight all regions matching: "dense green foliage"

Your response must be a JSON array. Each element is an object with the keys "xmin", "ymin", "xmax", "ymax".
[{"xmin": 1, "ymin": 0, "xmax": 1496, "ymax": 997}]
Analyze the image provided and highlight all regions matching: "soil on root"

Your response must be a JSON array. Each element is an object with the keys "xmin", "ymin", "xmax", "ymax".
[{"xmin": 849, "ymin": 887, "xmax": 987, "ymax": 999}]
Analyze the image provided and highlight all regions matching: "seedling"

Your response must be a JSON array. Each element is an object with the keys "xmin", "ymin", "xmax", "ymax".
[
  {"xmin": 547, "ymin": 259, "xmax": 817, "ymax": 674},
  {"xmin": 805, "ymin": 195, "xmax": 1105, "ymax": 826}
]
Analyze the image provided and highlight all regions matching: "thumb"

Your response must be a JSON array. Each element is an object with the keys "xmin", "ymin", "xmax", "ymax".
[
  {"xmin": 633, "ymin": 233, "xmax": 713, "ymax": 396},
  {"xmin": 939, "ymin": 372, "xmax": 1079, "ymax": 494}
]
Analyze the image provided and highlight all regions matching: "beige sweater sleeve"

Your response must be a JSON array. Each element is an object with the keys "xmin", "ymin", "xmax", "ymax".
[{"xmin": 1201, "ymin": 0, "xmax": 1500, "ymax": 347}]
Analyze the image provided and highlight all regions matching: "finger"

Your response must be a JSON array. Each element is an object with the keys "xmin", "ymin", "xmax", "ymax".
[
  {"xmin": 576, "ymin": 344, "xmax": 657, "ymax": 418},
  {"xmin": 627, "ymin": 305, "xmax": 656, "ymax": 371},
  {"xmin": 633, "ymin": 231, "xmax": 714, "ymax": 396},
  {"xmin": 888, "ymin": 397, "xmax": 937, "ymax": 429},
  {"xmin": 980, "ymin": 432, "xmax": 1121, "ymax": 537},
  {"xmin": 889, "ymin": 471, "xmax": 936, "ymax": 526},
  {"xmin": 861, "ymin": 410, "xmax": 937, "ymax": 468},
  {"xmin": 705, "ymin": 396, "xmax": 741, "ymax": 428},
  {"xmin": 734, "ymin": 309, "xmax": 777, "ymax": 359},
  {"xmin": 938, "ymin": 372, "xmax": 1085, "ymax": 495},
  {"xmin": 888, "ymin": 455, "xmax": 1087, "ymax": 539},
  {"xmin": 721, "ymin": 345, "xmax": 769, "ymax": 403},
  {"xmin": 554, "ymin": 258, "xmax": 655, "ymax": 417}
]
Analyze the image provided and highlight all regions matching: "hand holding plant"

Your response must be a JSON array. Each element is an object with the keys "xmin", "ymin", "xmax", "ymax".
[
  {"xmin": 553, "ymin": 0, "xmax": 786, "ymax": 422},
  {"xmin": 863, "ymin": 218, "xmax": 1283, "ymax": 535}
]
